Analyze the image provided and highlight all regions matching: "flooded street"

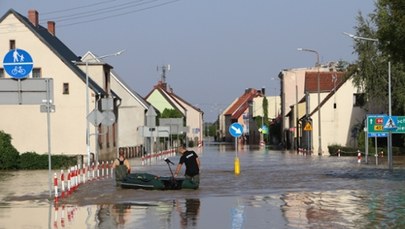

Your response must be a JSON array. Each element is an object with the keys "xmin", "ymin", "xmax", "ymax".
[{"xmin": 1, "ymin": 143, "xmax": 405, "ymax": 228}]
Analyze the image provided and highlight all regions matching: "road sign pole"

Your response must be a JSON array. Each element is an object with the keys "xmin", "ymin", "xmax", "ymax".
[
  {"xmin": 234, "ymin": 137, "xmax": 240, "ymax": 175},
  {"xmin": 365, "ymin": 120, "xmax": 368, "ymax": 164},
  {"xmin": 229, "ymin": 123, "xmax": 243, "ymax": 175}
]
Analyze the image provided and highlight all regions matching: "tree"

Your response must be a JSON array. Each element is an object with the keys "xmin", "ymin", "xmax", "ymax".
[
  {"xmin": 352, "ymin": 1, "xmax": 405, "ymax": 146},
  {"xmin": 375, "ymin": 0, "xmax": 405, "ymax": 64},
  {"xmin": 349, "ymin": 12, "xmax": 387, "ymax": 114},
  {"xmin": 374, "ymin": 0, "xmax": 405, "ymax": 116},
  {"xmin": 0, "ymin": 131, "xmax": 20, "ymax": 170},
  {"xmin": 160, "ymin": 108, "xmax": 183, "ymax": 118}
]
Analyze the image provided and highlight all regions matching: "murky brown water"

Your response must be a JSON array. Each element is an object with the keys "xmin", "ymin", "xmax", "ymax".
[{"xmin": 1, "ymin": 143, "xmax": 405, "ymax": 228}]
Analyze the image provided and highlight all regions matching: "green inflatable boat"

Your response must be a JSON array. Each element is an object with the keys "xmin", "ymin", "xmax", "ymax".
[
  {"xmin": 120, "ymin": 173, "xmax": 198, "ymax": 190},
  {"xmin": 118, "ymin": 158, "xmax": 199, "ymax": 190}
]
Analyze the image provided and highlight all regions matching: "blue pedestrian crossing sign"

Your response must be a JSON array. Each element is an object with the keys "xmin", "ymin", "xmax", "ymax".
[
  {"xmin": 229, "ymin": 123, "xmax": 243, "ymax": 138},
  {"xmin": 3, "ymin": 49, "xmax": 33, "ymax": 79},
  {"xmin": 383, "ymin": 116, "xmax": 398, "ymax": 131}
]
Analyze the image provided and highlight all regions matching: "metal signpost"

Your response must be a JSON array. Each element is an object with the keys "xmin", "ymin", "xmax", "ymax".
[
  {"xmin": 366, "ymin": 115, "xmax": 403, "ymax": 169},
  {"xmin": 2, "ymin": 49, "xmax": 55, "ymax": 197},
  {"xmin": 229, "ymin": 123, "xmax": 243, "ymax": 175}
]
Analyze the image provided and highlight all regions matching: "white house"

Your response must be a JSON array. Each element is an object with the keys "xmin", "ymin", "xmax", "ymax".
[
  {"xmin": 0, "ymin": 9, "xmax": 141, "ymax": 162},
  {"xmin": 145, "ymin": 81, "xmax": 204, "ymax": 146},
  {"xmin": 285, "ymin": 70, "xmax": 366, "ymax": 154},
  {"xmin": 81, "ymin": 52, "xmax": 150, "ymax": 157}
]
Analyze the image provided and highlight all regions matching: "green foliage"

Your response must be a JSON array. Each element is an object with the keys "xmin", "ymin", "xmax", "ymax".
[
  {"xmin": 19, "ymin": 152, "xmax": 48, "ymax": 169},
  {"xmin": 328, "ymin": 144, "xmax": 404, "ymax": 156},
  {"xmin": 19, "ymin": 152, "xmax": 77, "ymax": 170},
  {"xmin": 52, "ymin": 155, "xmax": 79, "ymax": 169},
  {"xmin": 351, "ymin": 12, "xmax": 388, "ymax": 113},
  {"xmin": 0, "ymin": 131, "xmax": 19, "ymax": 170},
  {"xmin": 353, "ymin": 2, "xmax": 405, "ymax": 146},
  {"xmin": 328, "ymin": 144, "xmax": 361, "ymax": 156},
  {"xmin": 208, "ymin": 124, "xmax": 217, "ymax": 137},
  {"xmin": 335, "ymin": 60, "xmax": 350, "ymax": 72},
  {"xmin": 375, "ymin": 0, "xmax": 405, "ymax": 63},
  {"xmin": 0, "ymin": 130, "xmax": 77, "ymax": 170},
  {"xmin": 161, "ymin": 108, "xmax": 183, "ymax": 118}
]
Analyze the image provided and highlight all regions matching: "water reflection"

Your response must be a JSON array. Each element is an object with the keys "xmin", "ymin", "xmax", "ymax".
[
  {"xmin": 176, "ymin": 199, "xmax": 200, "ymax": 229},
  {"xmin": 3, "ymin": 145, "xmax": 405, "ymax": 228}
]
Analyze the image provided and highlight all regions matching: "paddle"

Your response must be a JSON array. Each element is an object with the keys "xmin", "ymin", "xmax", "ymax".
[{"xmin": 164, "ymin": 158, "xmax": 178, "ymax": 188}]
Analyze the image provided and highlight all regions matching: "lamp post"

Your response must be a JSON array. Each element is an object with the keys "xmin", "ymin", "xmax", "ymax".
[
  {"xmin": 298, "ymin": 48, "xmax": 321, "ymax": 155},
  {"xmin": 74, "ymin": 49, "xmax": 125, "ymax": 166},
  {"xmin": 344, "ymin": 32, "xmax": 393, "ymax": 170}
]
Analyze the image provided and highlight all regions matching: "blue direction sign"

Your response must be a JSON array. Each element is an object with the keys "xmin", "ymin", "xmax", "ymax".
[
  {"xmin": 3, "ymin": 49, "xmax": 33, "ymax": 79},
  {"xmin": 229, "ymin": 123, "xmax": 243, "ymax": 138}
]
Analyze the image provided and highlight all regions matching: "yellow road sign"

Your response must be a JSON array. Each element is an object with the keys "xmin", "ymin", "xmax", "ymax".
[{"xmin": 304, "ymin": 122, "xmax": 312, "ymax": 131}]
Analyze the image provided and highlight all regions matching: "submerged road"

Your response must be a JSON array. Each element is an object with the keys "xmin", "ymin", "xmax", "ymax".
[{"xmin": 1, "ymin": 143, "xmax": 405, "ymax": 228}]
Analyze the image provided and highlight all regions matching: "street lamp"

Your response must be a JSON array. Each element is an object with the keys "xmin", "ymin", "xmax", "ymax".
[
  {"xmin": 344, "ymin": 32, "xmax": 393, "ymax": 170},
  {"xmin": 74, "ymin": 49, "xmax": 125, "ymax": 166},
  {"xmin": 298, "ymin": 48, "xmax": 322, "ymax": 155}
]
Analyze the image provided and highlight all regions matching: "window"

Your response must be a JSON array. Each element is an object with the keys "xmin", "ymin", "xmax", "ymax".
[
  {"xmin": 9, "ymin": 40, "xmax": 15, "ymax": 50},
  {"xmin": 0, "ymin": 68, "xmax": 4, "ymax": 78},
  {"xmin": 353, "ymin": 93, "xmax": 365, "ymax": 107},
  {"xmin": 32, "ymin": 68, "xmax": 41, "ymax": 78},
  {"xmin": 63, "ymin": 83, "xmax": 69, "ymax": 94}
]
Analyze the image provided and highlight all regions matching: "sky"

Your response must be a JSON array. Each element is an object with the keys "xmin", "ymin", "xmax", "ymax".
[{"xmin": 1, "ymin": 0, "xmax": 376, "ymax": 122}]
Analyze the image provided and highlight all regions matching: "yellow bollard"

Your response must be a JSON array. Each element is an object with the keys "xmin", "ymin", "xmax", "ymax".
[{"xmin": 234, "ymin": 156, "xmax": 240, "ymax": 175}]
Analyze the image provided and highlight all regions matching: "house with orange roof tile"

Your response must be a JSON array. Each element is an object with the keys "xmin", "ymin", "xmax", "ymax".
[
  {"xmin": 221, "ymin": 88, "xmax": 264, "ymax": 143},
  {"xmin": 284, "ymin": 69, "xmax": 366, "ymax": 154}
]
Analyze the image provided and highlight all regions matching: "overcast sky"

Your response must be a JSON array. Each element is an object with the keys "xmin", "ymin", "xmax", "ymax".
[{"xmin": 1, "ymin": 0, "xmax": 376, "ymax": 122}]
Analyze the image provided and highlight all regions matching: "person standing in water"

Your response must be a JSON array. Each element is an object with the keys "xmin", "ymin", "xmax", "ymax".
[
  {"xmin": 174, "ymin": 144, "xmax": 200, "ymax": 187},
  {"xmin": 113, "ymin": 151, "xmax": 131, "ymax": 185}
]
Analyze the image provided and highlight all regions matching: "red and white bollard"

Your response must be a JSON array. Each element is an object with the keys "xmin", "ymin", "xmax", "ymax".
[
  {"xmin": 53, "ymin": 173, "xmax": 58, "ymax": 199},
  {"xmin": 91, "ymin": 162, "xmax": 95, "ymax": 180},
  {"xmin": 74, "ymin": 165, "xmax": 78, "ymax": 188},
  {"xmin": 106, "ymin": 161, "xmax": 109, "ymax": 177},
  {"xmin": 82, "ymin": 164, "xmax": 86, "ymax": 184},
  {"xmin": 357, "ymin": 150, "xmax": 362, "ymax": 163},
  {"xmin": 110, "ymin": 160, "xmax": 114, "ymax": 177},
  {"xmin": 67, "ymin": 169, "xmax": 71, "ymax": 193},
  {"xmin": 60, "ymin": 170, "xmax": 65, "ymax": 198},
  {"xmin": 96, "ymin": 162, "xmax": 100, "ymax": 178},
  {"xmin": 77, "ymin": 164, "xmax": 81, "ymax": 185},
  {"xmin": 101, "ymin": 161, "xmax": 105, "ymax": 177}
]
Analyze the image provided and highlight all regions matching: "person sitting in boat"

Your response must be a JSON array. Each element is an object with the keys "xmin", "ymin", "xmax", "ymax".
[
  {"xmin": 174, "ymin": 144, "xmax": 200, "ymax": 187},
  {"xmin": 113, "ymin": 151, "xmax": 131, "ymax": 185}
]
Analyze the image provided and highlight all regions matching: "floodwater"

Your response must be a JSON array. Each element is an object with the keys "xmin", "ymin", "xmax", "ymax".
[{"xmin": 1, "ymin": 143, "xmax": 405, "ymax": 229}]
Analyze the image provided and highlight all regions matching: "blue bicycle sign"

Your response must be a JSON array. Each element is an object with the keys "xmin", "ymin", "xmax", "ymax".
[{"xmin": 3, "ymin": 49, "xmax": 33, "ymax": 79}]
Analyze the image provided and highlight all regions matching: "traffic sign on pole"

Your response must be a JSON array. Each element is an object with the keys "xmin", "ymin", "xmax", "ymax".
[
  {"xmin": 3, "ymin": 49, "xmax": 33, "ymax": 79},
  {"xmin": 367, "ymin": 115, "xmax": 388, "ymax": 137},
  {"xmin": 229, "ymin": 123, "xmax": 243, "ymax": 138}
]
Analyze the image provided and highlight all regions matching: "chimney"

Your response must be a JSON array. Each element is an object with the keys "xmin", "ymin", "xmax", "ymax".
[
  {"xmin": 47, "ymin": 21, "xmax": 56, "ymax": 36},
  {"xmin": 28, "ymin": 9, "xmax": 39, "ymax": 27}
]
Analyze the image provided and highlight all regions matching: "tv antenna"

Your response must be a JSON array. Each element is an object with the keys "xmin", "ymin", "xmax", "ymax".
[{"xmin": 157, "ymin": 64, "xmax": 171, "ymax": 84}]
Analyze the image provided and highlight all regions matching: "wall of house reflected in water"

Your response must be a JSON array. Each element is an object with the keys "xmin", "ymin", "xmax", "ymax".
[{"xmin": 2, "ymin": 143, "xmax": 405, "ymax": 228}]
